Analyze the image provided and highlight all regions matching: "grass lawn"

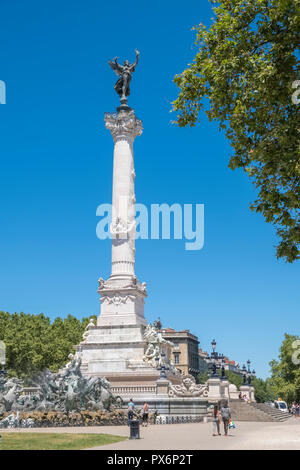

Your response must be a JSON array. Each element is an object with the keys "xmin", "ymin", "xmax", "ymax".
[{"xmin": 0, "ymin": 432, "xmax": 127, "ymax": 450}]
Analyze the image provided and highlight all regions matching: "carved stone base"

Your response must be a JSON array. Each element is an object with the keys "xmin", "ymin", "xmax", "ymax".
[
  {"xmin": 207, "ymin": 377, "xmax": 222, "ymax": 402},
  {"xmin": 97, "ymin": 275, "xmax": 147, "ymax": 327},
  {"xmin": 77, "ymin": 322, "xmax": 181, "ymax": 386}
]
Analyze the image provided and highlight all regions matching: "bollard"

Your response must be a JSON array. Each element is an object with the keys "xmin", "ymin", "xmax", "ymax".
[{"xmin": 129, "ymin": 420, "xmax": 140, "ymax": 439}]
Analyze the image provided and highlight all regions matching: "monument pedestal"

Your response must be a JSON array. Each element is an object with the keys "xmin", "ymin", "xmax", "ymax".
[
  {"xmin": 220, "ymin": 379, "xmax": 230, "ymax": 400},
  {"xmin": 207, "ymin": 377, "xmax": 222, "ymax": 403},
  {"xmin": 249, "ymin": 385, "xmax": 256, "ymax": 403},
  {"xmin": 78, "ymin": 322, "xmax": 181, "ymax": 386},
  {"xmin": 239, "ymin": 385, "xmax": 251, "ymax": 401}
]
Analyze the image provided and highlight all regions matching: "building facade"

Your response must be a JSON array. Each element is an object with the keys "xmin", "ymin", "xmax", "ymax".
[{"xmin": 161, "ymin": 328, "xmax": 200, "ymax": 378}]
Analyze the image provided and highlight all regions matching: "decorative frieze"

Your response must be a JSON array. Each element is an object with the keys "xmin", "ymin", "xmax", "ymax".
[{"xmin": 100, "ymin": 294, "xmax": 136, "ymax": 306}]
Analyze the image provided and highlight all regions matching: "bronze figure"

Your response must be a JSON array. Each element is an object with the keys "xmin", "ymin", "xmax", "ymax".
[{"xmin": 109, "ymin": 49, "xmax": 140, "ymax": 105}]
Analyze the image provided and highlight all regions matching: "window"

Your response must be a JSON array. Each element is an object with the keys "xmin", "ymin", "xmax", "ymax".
[{"xmin": 174, "ymin": 353, "xmax": 180, "ymax": 365}]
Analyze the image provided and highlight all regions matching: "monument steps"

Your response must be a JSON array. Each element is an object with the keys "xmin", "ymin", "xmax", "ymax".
[
  {"xmin": 230, "ymin": 400, "xmax": 292, "ymax": 422},
  {"xmin": 250, "ymin": 402, "xmax": 292, "ymax": 422}
]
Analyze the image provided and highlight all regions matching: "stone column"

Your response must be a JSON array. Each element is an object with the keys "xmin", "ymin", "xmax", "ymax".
[
  {"xmin": 220, "ymin": 379, "xmax": 230, "ymax": 400},
  {"xmin": 249, "ymin": 386, "xmax": 256, "ymax": 403},
  {"xmin": 97, "ymin": 109, "xmax": 147, "ymax": 327},
  {"xmin": 105, "ymin": 109, "xmax": 143, "ymax": 281}
]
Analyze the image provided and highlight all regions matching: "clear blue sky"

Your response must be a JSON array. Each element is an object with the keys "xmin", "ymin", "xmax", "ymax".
[{"xmin": 0, "ymin": 0, "xmax": 299, "ymax": 379}]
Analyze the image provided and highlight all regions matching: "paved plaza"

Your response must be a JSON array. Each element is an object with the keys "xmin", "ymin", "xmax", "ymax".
[{"xmin": 2, "ymin": 419, "xmax": 300, "ymax": 450}]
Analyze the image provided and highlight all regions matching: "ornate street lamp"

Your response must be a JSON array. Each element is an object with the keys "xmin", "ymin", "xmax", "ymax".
[
  {"xmin": 252, "ymin": 369, "xmax": 256, "ymax": 377},
  {"xmin": 209, "ymin": 339, "xmax": 225, "ymax": 378},
  {"xmin": 242, "ymin": 364, "xmax": 247, "ymax": 384},
  {"xmin": 211, "ymin": 339, "xmax": 216, "ymax": 358},
  {"xmin": 210, "ymin": 341, "xmax": 218, "ymax": 378},
  {"xmin": 211, "ymin": 361, "xmax": 218, "ymax": 378},
  {"xmin": 155, "ymin": 352, "xmax": 167, "ymax": 379},
  {"xmin": 221, "ymin": 357, "xmax": 227, "ymax": 380},
  {"xmin": 0, "ymin": 357, "xmax": 7, "ymax": 380},
  {"xmin": 247, "ymin": 359, "xmax": 251, "ymax": 373},
  {"xmin": 0, "ymin": 341, "xmax": 5, "ymax": 379}
]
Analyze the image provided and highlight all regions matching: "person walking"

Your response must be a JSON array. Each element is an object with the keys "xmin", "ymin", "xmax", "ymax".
[
  {"xmin": 220, "ymin": 401, "xmax": 231, "ymax": 436},
  {"xmin": 127, "ymin": 398, "xmax": 135, "ymax": 425},
  {"xmin": 212, "ymin": 404, "xmax": 221, "ymax": 436},
  {"xmin": 142, "ymin": 402, "xmax": 149, "ymax": 427}
]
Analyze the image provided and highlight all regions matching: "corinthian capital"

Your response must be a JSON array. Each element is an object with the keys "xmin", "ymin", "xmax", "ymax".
[{"xmin": 105, "ymin": 110, "xmax": 143, "ymax": 142}]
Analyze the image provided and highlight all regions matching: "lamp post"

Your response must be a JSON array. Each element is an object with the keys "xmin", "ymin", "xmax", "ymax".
[
  {"xmin": 247, "ymin": 359, "xmax": 251, "ymax": 373},
  {"xmin": 155, "ymin": 352, "xmax": 167, "ymax": 379},
  {"xmin": 210, "ymin": 339, "xmax": 218, "ymax": 378},
  {"xmin": 242, "ymin": 364, "xmax": 247, "ymax": 384},
  {"xmin": 0, "ymin": 341, "xmax": 6, "ymax": 379},
  {"xmin": 211, "ymin": 339, "xmax": 216, "ymax": 359},
  {"xmin": 211, "ymin": 361, "xmax": 218, "ymax": 378},
  {"xmin": 0, "ymin": 358, "xmax": 7, "ymax": 384},
  {"xmin": 209, "ymin": 339, "xmax": 227, "ymax": 378},
  {"xmin": 221, "ymin": 356, "xmax": 227, "ymax": 381}
]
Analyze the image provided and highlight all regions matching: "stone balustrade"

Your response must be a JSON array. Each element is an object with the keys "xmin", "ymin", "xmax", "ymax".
[
  {"xmin": 22, "ymin": 387, "xmax": 41, "ymax": 396},
  {"xmin": 111, "ymin": 385, "xmax": 156, "ymax": 395}
]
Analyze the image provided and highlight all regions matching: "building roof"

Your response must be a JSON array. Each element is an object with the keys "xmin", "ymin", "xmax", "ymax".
[
  {"xmin": 160, "ymin": 327, "xmax": 199, "ymax": 342},
  {"xmin": 198, "ymin": 348, "xmax": 209, "ymax": 357},
  {"xmin": 224, "ymin": 357, "xmax": 236, "ymax": 366}
]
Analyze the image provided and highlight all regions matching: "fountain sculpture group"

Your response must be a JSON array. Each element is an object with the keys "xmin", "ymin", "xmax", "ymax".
[{"xmin": 0, "ymin": 352, "xmax": 121, "ymax": 428}]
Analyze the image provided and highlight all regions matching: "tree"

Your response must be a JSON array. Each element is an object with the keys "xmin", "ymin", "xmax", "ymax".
[
  {"xmin": 2, "ymin": 312, "xmax": 51, "ymax": 379},
  {"xmin": 224, "ymin": 369, "xmax": 243, "ymax": 389},
  {"xmin": 197, "ymin": 371, "xmax": 210, "ymax": 384},
  {"xmin": 252, "ymin": 376, "xmax": 276, "ymax": 402},
  {"xmin": 0, "ymin": 311, "xmax": 96, "ymax": 379},
  {"xmin": 269, "ymin": 333, "xmax": 300, "ymax": 404},
  {"xmin": 173, "ymin": 0, "xmax": 300, "ymax": 262}
]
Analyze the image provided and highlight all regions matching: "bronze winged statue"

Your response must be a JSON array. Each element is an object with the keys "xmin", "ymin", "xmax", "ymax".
[{"xmin": 109, "ymin": 49, "xmax": 140, "ymax": 106}]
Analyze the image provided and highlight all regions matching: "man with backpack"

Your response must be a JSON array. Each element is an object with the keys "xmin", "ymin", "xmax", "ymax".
[
  {"xmin": 220, "ymin": 401, "xmax": 231, "ymax": 436},
  {"xmin": 127, "ymin": 398, "xmax": 135, "ymax": 425}
]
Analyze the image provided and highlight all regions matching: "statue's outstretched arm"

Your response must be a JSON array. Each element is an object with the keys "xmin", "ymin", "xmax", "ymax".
[{"xmin": 131, "ymin": 49, "xmax": 140, "ymax": 70}]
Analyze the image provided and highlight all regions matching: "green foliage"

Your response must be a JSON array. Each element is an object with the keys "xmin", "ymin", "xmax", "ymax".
[
  {"xmin": 0, "ymin": 311, "xmax": 96, "ymax": 379},
  {"xmin": 223, "ymin": 369, "xmax": 243, "ymax": 389},
  {"xmin": 173, "ymin": 0, "xmax": 300, "ymax": 262},
  {"xmin": 252, "ymin": 377, "xmax": 277, "ymax": 402},
  {"xmin": 197, "ymin": 371, "xmax": 210, "ymax": 384},
  {"xmin": 269, "ymin": 333, "xmax": 300, "ymax": 404}
]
